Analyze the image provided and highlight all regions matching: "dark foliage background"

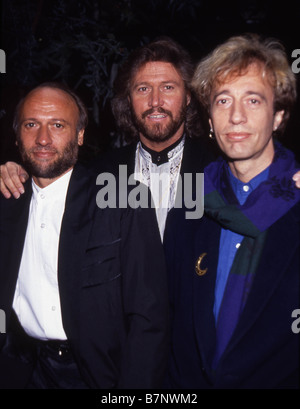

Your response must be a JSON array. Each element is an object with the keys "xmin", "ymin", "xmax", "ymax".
[{"xmin": 1, "ymin": 0, "xmax": 299, "ymax": 163}]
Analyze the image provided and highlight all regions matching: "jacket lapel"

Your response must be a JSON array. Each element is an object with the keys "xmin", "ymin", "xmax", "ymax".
[
  {"xmin": 57, "ymin": 163, "xmax": 96, "ymax": 342},
  {"xmin": 0, "ymin": 183, "xmax": 32, "ymax": 319},
  {"xmin": 192, "ymin": 217, "xmax": 220, "ymax": 368},
  {"xmin": 180, "ymin": 137, "xmax": 216, "ymax": 176}
]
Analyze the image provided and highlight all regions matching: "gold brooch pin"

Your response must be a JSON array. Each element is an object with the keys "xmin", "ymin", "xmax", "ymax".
[{"xmin": 195, "ymin": 252, "xmax": 208, "ymax": 276}]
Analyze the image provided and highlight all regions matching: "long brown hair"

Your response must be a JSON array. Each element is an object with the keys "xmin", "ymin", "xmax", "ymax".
[{"xmin": 111, "ymin": 37, "xmax": 204, "ymax": 142}]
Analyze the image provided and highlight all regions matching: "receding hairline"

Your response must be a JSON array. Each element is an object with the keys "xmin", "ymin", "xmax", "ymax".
[
  {"xmin": 22, "ymin": 86, "xmax": 80, "ymax": 111},
  {"xmin": 17, "ymin": 85, "xmax": 81, "ymax": 130}
]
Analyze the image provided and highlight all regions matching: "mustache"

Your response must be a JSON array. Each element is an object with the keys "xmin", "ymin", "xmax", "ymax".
[
  {"xmin": 141, "ymin": 107, "xmax": 173, "ymax": 119},
  {"xmin": 30, "ymin": 147, "xmax": 57, "ymax": 153}
]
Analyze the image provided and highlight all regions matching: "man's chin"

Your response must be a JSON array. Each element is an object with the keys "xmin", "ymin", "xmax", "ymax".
[
  {"xmin": 142, "ymin": 132, "xmax": 174, "ymax": 144},
  {"xmin": 141, "ymin": 124, "xmax": 178, "ymax": 143},
  {"xmin": 23, "ymin": 160, "xmax": 74, "ymax": 180}
]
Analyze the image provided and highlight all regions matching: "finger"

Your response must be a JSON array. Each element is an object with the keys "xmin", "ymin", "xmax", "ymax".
[
  {"xmin": 4, "ymin": 162, "xmax": 27, "ymax": 196},
  {"xmin": 292, "ymin": 171, "xmax": 300, "ymax": 180},
  {"xmin": 292, "ymin": 172, "xmax": 300, "ymax": 189},
  {"xmin": 11, "ymin": 172, "xmax": 25, "ymax": 195},
  {"xmin": 19, "ymin": 172, "xmax": 29, "ymax": 184},
  {"xmin": 0, "ymin": 163, "xmax": 23, "ymax": 199},
  {"xmin": 0, "ymin": 175, "xmax": 12, "ymax": 199}
]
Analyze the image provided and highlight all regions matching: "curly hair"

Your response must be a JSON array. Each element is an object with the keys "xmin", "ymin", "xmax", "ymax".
[
  {"xmin": 111, "ymin": 37, "xmax": 204, "ymax": 142},
  {"xmin": 192, "ymin": 33, "xmax": 297, "ymax": 135}
]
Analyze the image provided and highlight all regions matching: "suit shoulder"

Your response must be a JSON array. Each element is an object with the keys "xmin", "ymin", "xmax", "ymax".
[
  {"xmin": 86, "ymin": 143, "xmax": 137, "ymax": 175},
  {"xmin": 0, "ymin": 180, "xmax": 32, "ymax": 212},
  {"xmin": 182, "ymin": 137, "xmax": 217, "ymax": 171}
]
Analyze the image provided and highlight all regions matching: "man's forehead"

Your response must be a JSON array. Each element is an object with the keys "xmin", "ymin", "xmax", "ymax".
[
  {"xmin": 21, "ymin": 87, "xmax": 79, "ymax": 117},
  {"xmin": 132, "ymin": 61, "xmax": 182, "ymax": 83},
  {"xmin": 24, "ymin": 87, "xmax": 73, "ymax": 104}
]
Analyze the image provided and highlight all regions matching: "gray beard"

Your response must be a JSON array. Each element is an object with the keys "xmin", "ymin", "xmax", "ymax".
[{"xmin": 18, "ymin": 139, "xmax": 79, "ymax": 180}]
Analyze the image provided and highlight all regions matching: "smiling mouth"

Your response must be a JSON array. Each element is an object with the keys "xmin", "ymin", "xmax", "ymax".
[
  {"xmin": 142, "ymin": 107, "xmax": 172, "ymax": 120},
  {"xmin": 148, "ymin": 113, "xmax": 168, "ymax": 120}
]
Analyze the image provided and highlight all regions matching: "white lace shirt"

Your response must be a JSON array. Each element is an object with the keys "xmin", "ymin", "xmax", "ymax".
[{"xmin": 134, "ymin": 136, "xmax": 185, "ymax": 240}]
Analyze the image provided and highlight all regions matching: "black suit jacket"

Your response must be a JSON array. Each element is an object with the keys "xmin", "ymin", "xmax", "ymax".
[
  {"xmin": 96, "ymin": 136, "xmax": 215, "ymax": 176},
  {"xmin": 0, "ymin": 162, "xmax": 169, "ymax": 389}
]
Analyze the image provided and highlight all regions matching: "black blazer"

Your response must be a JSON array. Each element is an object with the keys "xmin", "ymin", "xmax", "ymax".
[
  {"xmin": 97, "ymin": 136, "xmax": 216, "ymax": 240},
  {"xmin": 97, "ymin": 136, "xmax": 215, "ymax": 177},
  {"xmin": 0, "ymin": 162, "xmax": 170, "ymax": 389}
]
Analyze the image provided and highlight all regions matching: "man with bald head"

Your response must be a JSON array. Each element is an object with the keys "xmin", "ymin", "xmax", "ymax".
[
  {"xmin": 0, "ymin": 83, "xmax": 169, "ymax": 389},
  {"xmin": 13, "ymin": 85, "xmax": 85, "ymax": 184}
]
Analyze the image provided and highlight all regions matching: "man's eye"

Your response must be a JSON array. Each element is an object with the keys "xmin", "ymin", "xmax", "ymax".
[
  {"xmin": 164, "ymin": 85, "xmax": 174, "ymax": 90},
  {"xmin": 24, "ymin": 122, "xmax": 35, "ymax": 128},
  {"xmin": 216, "ymin": 98, "xmax": 227, "ymax": 105},
  {"xmin": 53, "ymin": 123, "xmax": 63, "ymax": 128},
  {"xmin": 250, "ymin": 98, "xmax": 259, "ymax": 104},
  {"xmin": 138, "ymin": 87, "xmax": 148, "ymax": 92}
]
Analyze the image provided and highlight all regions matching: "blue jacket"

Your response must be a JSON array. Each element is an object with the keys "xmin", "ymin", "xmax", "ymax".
[{"xmin": 164, "ymin": 199, "xmax": 300, "ymax": 389}]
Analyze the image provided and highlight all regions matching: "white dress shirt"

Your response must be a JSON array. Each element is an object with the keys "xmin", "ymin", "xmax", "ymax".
[
  {"xmin": 13, "ymin": 169, "xmax": 73, "ymax": 340},
  {"xmin": 134, "ymin": 137, "xmax": 185, "ymax": 240}
]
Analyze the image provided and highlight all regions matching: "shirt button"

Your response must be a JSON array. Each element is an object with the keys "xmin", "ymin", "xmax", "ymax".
[
  {"xmin": 40, "ymin": 193, "xmax": 45, "ymax": 199},
  {"xmin": 51, "ymin": 306, "xmax": 56, "ymax": 311},
  {"xmin": 243, "ymin": 185, "xmax": 250, "ymax": 192},
  {"xmin": 236, "ymin": 243, "xmax": 241, "ymax": 249},
  {"xmin": 41, "ymin": 223, "xmax": 46, "ymax": 228}
]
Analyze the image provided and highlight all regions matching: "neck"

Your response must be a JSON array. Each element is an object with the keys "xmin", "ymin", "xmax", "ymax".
[
  {"xmin": 32, "ymin": 167, "xmax": 73, "ymax": 188},
  {"xmin": 139, "ymin": 126, "xmax": 184, "ymax": 152}
]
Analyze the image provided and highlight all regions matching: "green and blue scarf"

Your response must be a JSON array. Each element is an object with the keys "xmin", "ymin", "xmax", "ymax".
[{"xmin": 204, "ymin": 142, "xmax": 300, "ymax": 367}]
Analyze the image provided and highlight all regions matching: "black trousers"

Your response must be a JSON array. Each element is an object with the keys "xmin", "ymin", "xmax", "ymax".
[{"xmin": 0, "ymin": 312, "xmax": 89, "ymax": 389}]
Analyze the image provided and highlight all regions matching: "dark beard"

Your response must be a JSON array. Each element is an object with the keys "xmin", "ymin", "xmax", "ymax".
[
  {"xmin": 18, "ymin": 139, "xmax": 79, "ymax": 180},
  {"xmin": 132, "ymin": 106, "xmax": 186, "ymax": 143}
]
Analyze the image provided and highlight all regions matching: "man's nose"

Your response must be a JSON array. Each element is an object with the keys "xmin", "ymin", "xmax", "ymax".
[
  {"xmin": 149, "ymin": 88, "xmax": 163, "ymax": 108},
  {"xmin": 230, "ymin": 101, "xmax": 247, "ymax": 124},
  {"xmin": 35, "ymin": 126, "xmax": 52, "ymax": 145}
]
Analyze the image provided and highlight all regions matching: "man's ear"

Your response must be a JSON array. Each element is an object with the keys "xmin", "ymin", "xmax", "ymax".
[
  {"xmin": 273, "ymin": 110, "xmax": 284, "ymax": 131},
  {"xmin": 186, "ymin": 92, "xmax": 191, "ymax": 106},
  {"xmin": 78, "ymin": 129, "xmax": 85, "ymax": 146}
]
